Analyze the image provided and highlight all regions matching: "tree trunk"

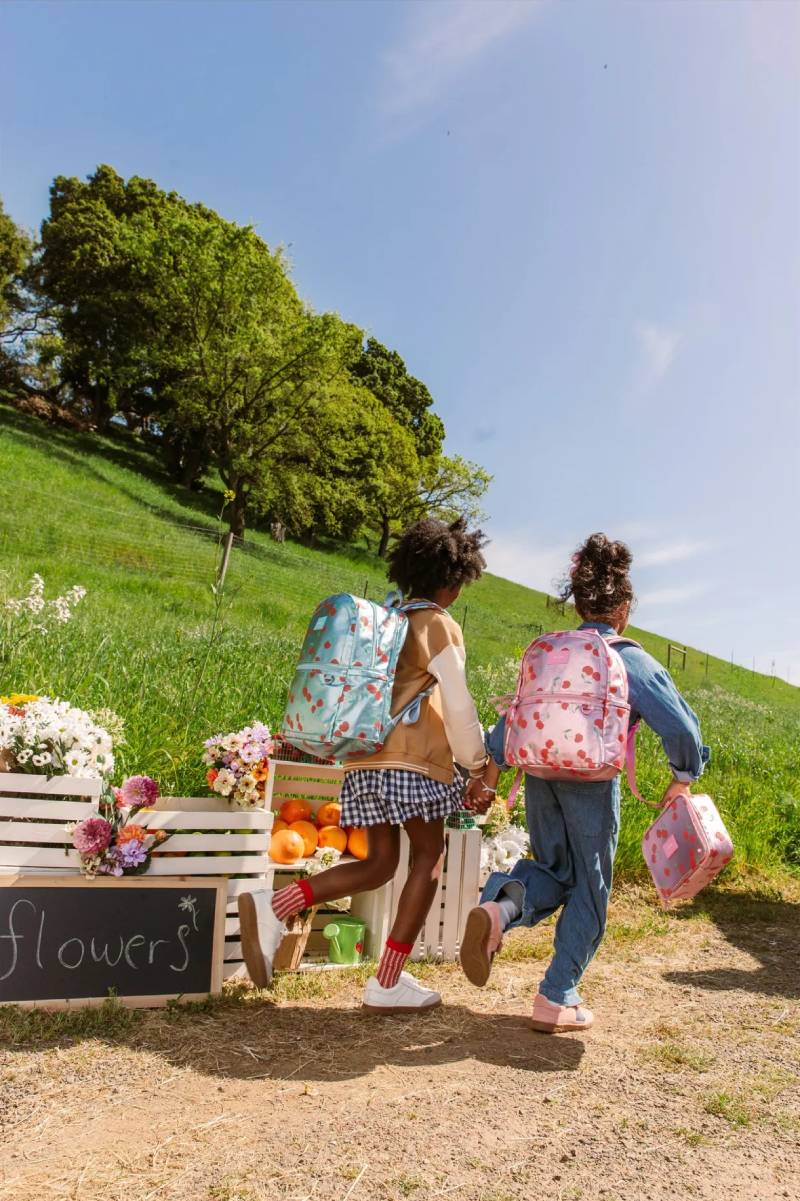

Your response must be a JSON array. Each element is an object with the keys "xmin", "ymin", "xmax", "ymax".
[
  {"xmin": 378, "ymin": 512, "xmax": 391, "ymax": 558},
  {"xmin": 228, "ymin": 479, "xmax": 248, "ymax": 540}
]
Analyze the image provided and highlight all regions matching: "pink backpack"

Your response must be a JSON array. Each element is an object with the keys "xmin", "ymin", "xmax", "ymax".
[
  {"xmin": 502, "ymin": 629, "xmax": 639, "ymax": 781},
  {"xmin": 500, "ymin": 628, "xmax": 734, "ymax": 906}
]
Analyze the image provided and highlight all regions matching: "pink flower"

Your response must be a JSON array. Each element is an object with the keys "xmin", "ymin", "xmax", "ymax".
[
  {"xmin": 73, "ymin": 817, "xmax": 113, "ymax": 855},
  {"xmin": 119, "ymin": 775, "xmax": 159, "ymax": 809}
]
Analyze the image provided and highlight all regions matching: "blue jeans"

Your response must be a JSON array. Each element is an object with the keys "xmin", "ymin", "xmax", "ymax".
[{"xmin": 480, "ymin": 775, "xmax": 620, "ymax": 1007}]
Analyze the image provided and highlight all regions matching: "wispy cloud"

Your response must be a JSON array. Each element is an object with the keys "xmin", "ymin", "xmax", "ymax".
[
  {"xmin": 636, "ymin": 539, "xmax": 714, "ymax": 569},
  {"xmin": 634, "ymin": 320, "xmax": 681, "ymax": 391},
  {"xmin": 636, "ymin": 583, "xmax": 710, "ymax": 608},
  {"xmin": 380, "ymin": 1, "xmax": 542, "ymax": 120},
  {"xmin": 486, "ymin": 534, "xmax": 572, "ymax": 595}
]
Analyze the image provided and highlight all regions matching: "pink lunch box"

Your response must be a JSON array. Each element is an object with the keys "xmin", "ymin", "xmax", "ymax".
[{"xmin": 643, "ymin": 792, "xmax": 733, "ymax": 907}]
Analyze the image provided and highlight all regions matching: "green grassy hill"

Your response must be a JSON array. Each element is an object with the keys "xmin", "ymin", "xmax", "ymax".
[{"xmin": 1, "ymin": 402, "xmax": 798, "ymax": 879}]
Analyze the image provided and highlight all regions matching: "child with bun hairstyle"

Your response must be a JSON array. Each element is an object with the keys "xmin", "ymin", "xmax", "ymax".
[
  {"xmin": 240, "ymin": 517, "xmax": 489, "ymax": 1013},
  {"xmin": 459, "ymin": 533, "xmax": 709, "ymax": 1032}
]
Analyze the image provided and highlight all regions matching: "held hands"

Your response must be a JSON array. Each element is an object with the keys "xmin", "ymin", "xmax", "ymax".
[{"xmin": 464, "ymin": 774, "xmax": 496, "ymax": 815}]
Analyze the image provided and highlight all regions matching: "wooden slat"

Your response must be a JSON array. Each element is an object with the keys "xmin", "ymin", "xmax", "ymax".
[
  {"xmin": 268, "ymin": 853, "xmax": 356, "ymax": 872},
  {"xmin": 0, "ymin": 773, "xmax": 102, "ymax": 798},
  {"xmin": 459, "ymin": 828, "xmax": 482, "ymax": 937},
  {"xmin": 225, "ymin": 877, "xmax": 272, "ymax": 901},
  {"xmin": 146, "ymin": 855, "xmax": 267, "ymax": 875},
  {"xmin": 268, "ymin": 762, "xmax": 343, "ymax": 781},
  {"xmin": 0, "ymin": 846, "xmax": 80, "ymax": 868},
  {"xmin": 420, "ymin": 855, "xmax": 446, "ymax": 960},
  {"xmin": 270, "ymin": 780, "xmax": 342, "ymax": 800},
  {"xmin": 223, "ymin": 961, "xmax": 247, "ymax": 980},
  {"xmin": 137, "ymin": 809, "xmax": 271, "ymax": 831},
  {"xmin": 224, "ymin": 941, "xmax": 243, "ymax": 961},
  {"xmin": 0, "ymin": 822, "xmax": 77, "ymax": 844},
  {"xmin": 440, "ymin": 830, "xmax": 467, "ymax": 959},
  {"xmin": 0, "ymin": 798, "xmax": 98, "ymax": 821},
  {"xmin": 148, "ymin": 834, "xmax": 268, "ymax": 853}
]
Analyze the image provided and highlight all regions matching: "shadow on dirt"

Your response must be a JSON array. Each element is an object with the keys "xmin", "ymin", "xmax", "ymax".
[
  {"xmin": 663, "ymin": 888, "xmax": 800, "ymax": 1000},
  {"xmin": 0, "ymin": 1001, "xmax": 585, "ymax": 1080}
]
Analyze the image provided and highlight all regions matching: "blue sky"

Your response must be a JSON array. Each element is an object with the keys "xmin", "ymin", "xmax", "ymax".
[{"xmin": 2, "ymin": 0, "xmax": 798, "ymax": 681}]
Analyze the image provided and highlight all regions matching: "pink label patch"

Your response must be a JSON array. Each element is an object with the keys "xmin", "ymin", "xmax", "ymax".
[{"xmin": 663, "ymin": 834, "xmax": 679, "ymax": 859}]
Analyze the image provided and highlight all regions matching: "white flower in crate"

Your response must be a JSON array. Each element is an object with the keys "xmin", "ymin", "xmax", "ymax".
[
  {"xmin": 0, "ymin": 696, "xmax": 114, "ymax": 779},
  {"xmin": 479, "ymin": 825, "xmax": 531, "ymax": 885},
  {"xmin": 304, "ymin": 847, "xmax": 351, "ymax": 912}
]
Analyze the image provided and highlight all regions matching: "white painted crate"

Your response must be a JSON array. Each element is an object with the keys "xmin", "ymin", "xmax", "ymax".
[
  {"xmin": 264, "ymin": 758, "xmax": 481, "ymax": 962},
  {"xmin": 263, "ymin": 757, "xmax": 393, "ymax": 959},
  {"xmin": 391, "ymin": 827, "xmax": 482, "ymax": 962},
  {"xmin": 0, "ymin": 771, "xmax": 102, "ymax": 874},
  {"xmin": 136, "ymin": 796, "xmax": 273, "ymax": 981}
]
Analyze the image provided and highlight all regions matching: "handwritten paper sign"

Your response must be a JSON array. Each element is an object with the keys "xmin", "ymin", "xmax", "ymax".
[{"xmin": 0, "ymin": 876, "xmax": 226, "ymax": 1008}]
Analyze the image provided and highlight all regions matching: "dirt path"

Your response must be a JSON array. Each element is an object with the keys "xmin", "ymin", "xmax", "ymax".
[{"xmin": 1, "ymin": 885, "xmax": 798, "ymax": 1201}]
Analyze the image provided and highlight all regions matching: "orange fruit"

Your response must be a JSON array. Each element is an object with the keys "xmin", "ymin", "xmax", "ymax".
[
  {"xmin": 289, "ymin": 820, "xmax": 319, "ymax": 856},
  {"xmin": 269, "ymin": 828, "xmax": 305, "ymax": 864},
  {"xmin": 316, "ymin": 801, "xmax": 341, "ymax": 828},
  {"xmin": 318, "ymin": 825, "xmax": 348, "ymax": 853},
  {"xmin": 347, "ymin": 827, "xmax": 369, "ymax": 860},
  {"xmin": 279, "ymin": 797, "xmax": 313, "ymax": 824},
  {"xmin": 271, "ymin": 818, "xmax": 289, "ymax": 834}
]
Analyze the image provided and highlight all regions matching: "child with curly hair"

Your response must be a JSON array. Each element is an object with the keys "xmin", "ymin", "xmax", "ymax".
[
  {"xmin": 459, "ymin": 533, "xmax": 710, "ymax": 1033},
  {"xmin": 240, "ymin": 517, "xmax": 489, "ymax": 1013}
]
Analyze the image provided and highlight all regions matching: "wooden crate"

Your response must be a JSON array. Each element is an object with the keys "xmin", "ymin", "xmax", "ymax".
[
  {"xmin": 391, "ymin": 827, "xmax": 482, "ymax": 962},
  {"xmin": 0, "ymin": 771, "xmax": 103, "ymax": 874},
  {"xmin": 136, "ymin": 796, "xmax": 273, "ymax": 981},
  {"xmin": 263, "ymin": 758, "xmax": 481, "ymax": 962},
  {"xmin": 264, "ymin": 757, "xmax": 393, "ymax": 959}
]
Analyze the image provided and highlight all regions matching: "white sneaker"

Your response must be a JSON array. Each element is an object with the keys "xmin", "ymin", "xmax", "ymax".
[
  {"xmin": 238, "ymin": 890, "xmax": 287, "ymax": 988},
  {"xmin": 362, "ymin": 973, "xmax": 442, "ymax": 1014}
]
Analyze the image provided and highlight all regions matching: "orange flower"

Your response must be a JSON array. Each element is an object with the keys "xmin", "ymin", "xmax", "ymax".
[
  {"xmin": 251, "ymin": 762, "xmax": 269, "ymax": 782},
  {"xmin": 206, "ymin": 768, "xmax": 218, "ymax": 785},
  {"xmin": 117, "ymin": 824, "xmax": 147, "ymax": 844}
]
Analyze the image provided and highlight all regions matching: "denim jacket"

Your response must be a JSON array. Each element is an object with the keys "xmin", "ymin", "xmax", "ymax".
[{"xmin": 486, "ymin": 621, "xmax": 710, "ymax": 783}]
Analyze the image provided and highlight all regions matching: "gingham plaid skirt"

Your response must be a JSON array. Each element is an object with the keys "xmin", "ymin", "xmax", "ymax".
[{"xmin": 339, "ymin": 769, "xmax": 465, "ymax": 828}]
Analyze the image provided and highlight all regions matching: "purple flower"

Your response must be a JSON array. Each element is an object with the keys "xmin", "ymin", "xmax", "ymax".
[
  {"xmin": 73, "ymin": 817, "xmax": 113, "ymax": 855},
  {"xmin": 116, "ymin": 839, "xmax": 148, "ymax": 869},
  {"xmin": 119, "ymin": 775, "xmax": 159, "ymax": 810}
]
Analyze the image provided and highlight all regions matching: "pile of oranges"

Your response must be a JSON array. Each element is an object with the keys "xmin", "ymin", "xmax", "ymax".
[{"xmin": 268, "ymin": 797, "xmax": 368, "ymax": 864}]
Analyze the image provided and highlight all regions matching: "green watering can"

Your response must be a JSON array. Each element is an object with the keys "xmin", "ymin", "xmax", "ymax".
[{"xmin": 323, "ymin": 917, "xmax": 367, "ymax": 965}]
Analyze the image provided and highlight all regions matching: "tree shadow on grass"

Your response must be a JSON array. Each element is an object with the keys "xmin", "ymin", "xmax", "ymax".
[
  {"xmin": 662, "ymin": 887, "xmax": 800, "ymax": 1000},
  {"xmin": 0, "ymin": 1000, "xmax": 585, "ymax": 1080}
]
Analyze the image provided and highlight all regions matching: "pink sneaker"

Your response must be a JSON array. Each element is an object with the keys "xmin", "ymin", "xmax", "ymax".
[
  {"xmin": 531, "ymin": 992, "xmax": 594, "ymax": 1034},
  {"xmin": 459, "ymin": 902, "xmax": 504, "ymax": 987}
]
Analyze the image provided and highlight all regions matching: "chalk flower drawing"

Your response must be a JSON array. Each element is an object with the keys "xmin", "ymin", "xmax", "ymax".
[{"xmin": 179, "ymin": 895, "xmax": 199, "ymax": 931}]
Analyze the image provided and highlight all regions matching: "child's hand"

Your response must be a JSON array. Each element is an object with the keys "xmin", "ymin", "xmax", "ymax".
[
  {"xmin": 464, "ymin": 776, "xmax": 494, "ymax": 814},
  {"xmin": 660, "ymin": 778, "xmax": 692, "ymax": 807}
]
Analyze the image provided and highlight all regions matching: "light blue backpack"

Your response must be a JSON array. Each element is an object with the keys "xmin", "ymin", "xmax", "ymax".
[{"xmin": 280, "ymin": 593, "xmax": 441, "ymax": 761}]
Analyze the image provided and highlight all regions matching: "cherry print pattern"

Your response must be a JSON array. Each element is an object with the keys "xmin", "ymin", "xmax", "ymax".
[{"xmin": 504, "ymin": 629, "xmax": 634, "ymax": 781}]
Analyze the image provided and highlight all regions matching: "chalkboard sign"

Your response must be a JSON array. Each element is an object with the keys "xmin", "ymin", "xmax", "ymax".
[{"xmin": 0, "ymin": 876, "xmax": 226, "ymax": 1008}]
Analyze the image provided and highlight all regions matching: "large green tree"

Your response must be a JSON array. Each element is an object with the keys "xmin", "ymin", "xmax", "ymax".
[{"xmin": 149, "ymin": 207, "xmax": 363, "ymax": 537}]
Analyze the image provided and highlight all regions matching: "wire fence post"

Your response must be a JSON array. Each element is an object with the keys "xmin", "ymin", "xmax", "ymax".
[
  {"xmin": 704, "ymin": 651, "xmax": 709, "ymax": 677},
  {"xmin": 363, "ymin": 578, "xmax": 369, "ymax": 599},
  {"xmin": 461, "ymin": 604, "xmax": 468, "ymax": 633},
  {"xmin": 216, "ymin": 530, "xmax": 235, "ymax": 592}
]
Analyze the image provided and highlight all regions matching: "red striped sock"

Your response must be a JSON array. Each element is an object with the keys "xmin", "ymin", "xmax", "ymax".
[
  {"xmin": 376, "ymin": 937, "xmax": 413, "ymax": 989},
  {"xmin": 271, "ymin": 879, "xmax": 314, "ymax": 923}
]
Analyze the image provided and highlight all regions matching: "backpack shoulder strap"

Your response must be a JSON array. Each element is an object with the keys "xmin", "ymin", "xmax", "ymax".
[{"xmin": 605, "ymin": 635, "xmax": 643, "ymax": 651}]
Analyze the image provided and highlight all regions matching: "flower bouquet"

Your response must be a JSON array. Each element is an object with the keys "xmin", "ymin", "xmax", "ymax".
[
  {"xmin": 203, "ymin": 722, "xmax": 274, "ymax": 809},
  {"xmin": 479, "ymin": 825, "xmax": 531, "ymax": 887},
  {"xmin": 0, "ymin": 695, "xmax": 115, "ymax": 779},
  {"xmin": 70, "ymin": 774, "xmax": 171, "ymax": 878}
]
